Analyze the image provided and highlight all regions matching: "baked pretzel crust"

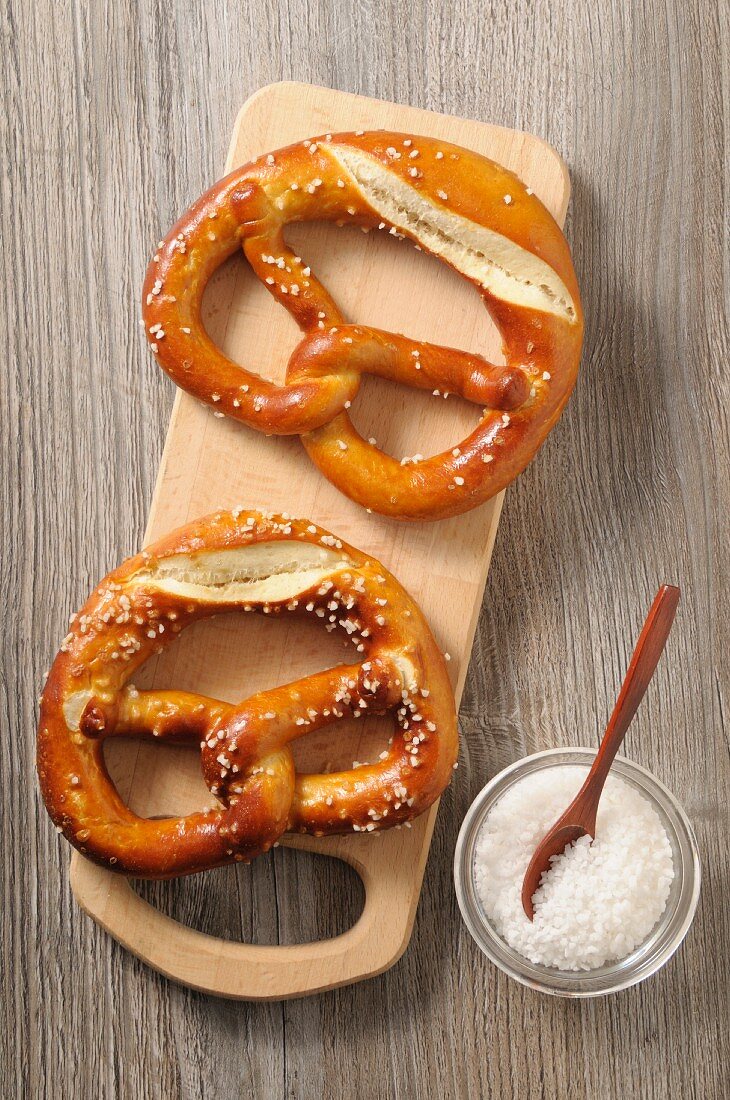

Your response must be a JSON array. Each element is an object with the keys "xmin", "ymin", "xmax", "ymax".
[
  {"xmin": 142, "ymin": 131, "xmax": 584, "ymax": 520},
  {"xmin": 37, "ymin": 511, "xmax": 457, "ymax": 878}
]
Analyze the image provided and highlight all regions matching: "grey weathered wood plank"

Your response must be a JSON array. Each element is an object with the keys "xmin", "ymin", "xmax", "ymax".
[{"xmin": 1, "ymin": 0, "xmax": 727, "ymax": 1097}]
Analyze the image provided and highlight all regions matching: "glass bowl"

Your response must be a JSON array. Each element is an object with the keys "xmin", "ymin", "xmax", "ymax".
[{"xmin": 454, "ymin": 748, "xmax": 701, "ymax": 997}]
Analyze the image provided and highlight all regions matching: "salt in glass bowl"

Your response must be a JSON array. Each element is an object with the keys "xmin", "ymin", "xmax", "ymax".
[{"xmin": 453, "ymin": 747, "xmax": 701, "ymax": 997}]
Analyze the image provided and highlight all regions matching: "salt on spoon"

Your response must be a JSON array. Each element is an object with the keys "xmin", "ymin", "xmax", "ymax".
[{"xmin": 521, "ymin": 584, "xmax": 680, "ymax": 920}]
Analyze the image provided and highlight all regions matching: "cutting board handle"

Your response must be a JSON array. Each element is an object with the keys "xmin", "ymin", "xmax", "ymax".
[{"xmin": 69, "ymin": 822, "xmax": 433, "ymax": 999}]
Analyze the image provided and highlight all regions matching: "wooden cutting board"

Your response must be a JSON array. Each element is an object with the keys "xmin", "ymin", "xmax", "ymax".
[{"xmin": 69, "ymin": 81, "xmax": 571, "ymax": 999}]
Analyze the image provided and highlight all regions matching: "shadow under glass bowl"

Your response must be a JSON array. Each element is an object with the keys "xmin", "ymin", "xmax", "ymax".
[{"xmin": 454, "ymin": 747, "xmax": 701, "ymax": 998}]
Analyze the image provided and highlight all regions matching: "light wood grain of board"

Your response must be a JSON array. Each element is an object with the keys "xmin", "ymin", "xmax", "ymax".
[{"xmin": 1, "ymin": 0, "xmax": 728, "ymax": 1097}]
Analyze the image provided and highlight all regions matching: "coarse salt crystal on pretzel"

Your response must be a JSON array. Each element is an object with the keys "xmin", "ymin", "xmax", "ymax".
[
  {"xmin": 37, "ymin": 511, "xmax": 457, "ymax": 878},
  {"xmin": 142, "ymin": 131, "xmax": 583, "ymax": 521}
]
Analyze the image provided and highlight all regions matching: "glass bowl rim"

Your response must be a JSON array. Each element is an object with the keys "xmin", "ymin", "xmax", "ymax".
[{"xmin": 453, "ymin": 747, "xmax": 701, "ymax": 997}]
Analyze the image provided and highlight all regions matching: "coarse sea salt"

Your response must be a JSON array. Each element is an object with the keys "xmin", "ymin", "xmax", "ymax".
[{"xmin": 473, "ymin": 765, "xmax": 675, "ymax": 970}]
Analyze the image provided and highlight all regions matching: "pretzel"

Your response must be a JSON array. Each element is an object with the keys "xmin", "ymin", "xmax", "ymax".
[
  {"xmin": 37, "ymin": 511, "xmax": 457, "ymax": 878},
  {"xmin": 142, "ymin": 131, "xmax": 583, "ymax": 520}
]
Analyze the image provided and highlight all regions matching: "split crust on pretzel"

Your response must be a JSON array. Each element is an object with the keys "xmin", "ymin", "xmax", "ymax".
[
  {"xmin": 142, "ymin": 130, "xmax": 584, "ymax": 521},
  {"xmin": 37, "ymin": 511, "xmax": 457, "ymax": 878}
]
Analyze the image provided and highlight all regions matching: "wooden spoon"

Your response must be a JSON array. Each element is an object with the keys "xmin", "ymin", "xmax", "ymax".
[{"xmin": 520, "ymin": 584, "xmax": 680, "ymax": 921}]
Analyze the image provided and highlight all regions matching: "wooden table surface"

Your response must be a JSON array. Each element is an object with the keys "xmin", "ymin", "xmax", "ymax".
[{"xmin": 2, "ymin": 1, "xmax": 728, "ymax": 1097}]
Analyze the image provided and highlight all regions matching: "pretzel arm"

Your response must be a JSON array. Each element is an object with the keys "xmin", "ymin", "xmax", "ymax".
[
  {"xmin": 242, "ymin": 233, "xmax": 343, "ymax": 331},
  {"xmin": 107, "ymin": 689, "xmax": 232, "ymax": 744},
  {"xmin": 288, "ymin": 325, "xmax": 529, "ymax": 408}
]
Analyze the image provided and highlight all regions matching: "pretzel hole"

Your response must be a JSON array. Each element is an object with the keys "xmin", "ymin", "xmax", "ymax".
[
  {"xmin": 202, "ymin": 220, "xmax": 504, "ymax": 458},
  {"xmin": 103, "ymin": 738, "xmax": 208, "ymax": 818},
  {"xmin": 202, "ymin": 252, "xmax": 301, "ymax": 385},
  {"xmin": 131, "ymin": 847, "xmax": 364, "ymax": 945},
  {"xmin": 287, "ymin": 712, "xmax": 396, "ymax": 775}
]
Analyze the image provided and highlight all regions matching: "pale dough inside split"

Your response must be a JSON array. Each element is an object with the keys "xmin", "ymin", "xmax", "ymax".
[{"xmin": 326, "ymin": 144, "xmax": 577, "ymax": 324}]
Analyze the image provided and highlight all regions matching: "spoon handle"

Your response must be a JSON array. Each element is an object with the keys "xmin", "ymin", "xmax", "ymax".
[{"xmin": 577, "ymin": 584, "xmax": 681, "ymax": 830}]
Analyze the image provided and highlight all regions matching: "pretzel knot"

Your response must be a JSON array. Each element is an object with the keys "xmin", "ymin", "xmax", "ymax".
[
  {"xmin": 142, "ymin": 131, "xmax": 584, "ymax": 521},
  {"xmin": 37, "ymin": 512, "xmax": 457, "ymax": 878}
]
